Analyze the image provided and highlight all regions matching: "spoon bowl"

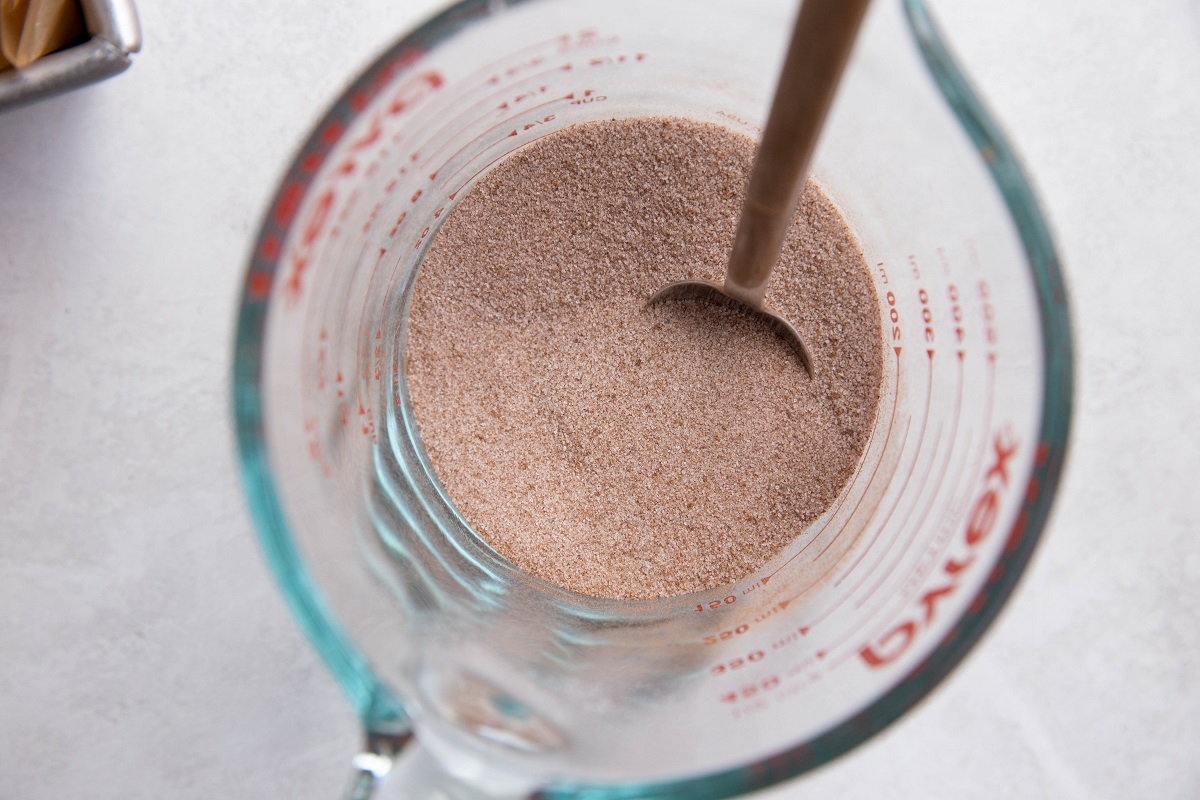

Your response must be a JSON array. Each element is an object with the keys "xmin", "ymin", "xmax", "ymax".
[{"xmin": 648, "ymin": 278, "xmax": 815, "ymax": 375}]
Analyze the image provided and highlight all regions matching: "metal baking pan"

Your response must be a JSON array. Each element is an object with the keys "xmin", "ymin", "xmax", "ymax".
[{"xmin": 0, "ymin": 0, "xmax": 140, "ymax": 112}]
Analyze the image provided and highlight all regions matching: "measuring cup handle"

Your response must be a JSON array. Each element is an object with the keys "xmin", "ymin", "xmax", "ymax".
[
  {"xmin": 724, "ymin": 0, "xmax": 872, "ymax": 307},
  {"xmin": 344, "ymin": 728, "xmax": 535, "ymax": 800}
]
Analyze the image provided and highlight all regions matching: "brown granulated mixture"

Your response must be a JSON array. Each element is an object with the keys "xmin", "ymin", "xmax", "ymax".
[{"xmin": 406, "ymin": 117, "xmax": 882, "ymax": 600}]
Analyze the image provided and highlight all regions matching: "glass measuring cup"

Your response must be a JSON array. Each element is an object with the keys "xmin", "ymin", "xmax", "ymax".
[{"xmin": 231, "ymin": 0, "xmax": 1073, "ymax": 796}]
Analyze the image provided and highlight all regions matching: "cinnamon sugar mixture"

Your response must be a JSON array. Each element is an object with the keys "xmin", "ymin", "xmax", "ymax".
[{"xmin": 405, "ymin": 117, "xmax": 882, "ymax": 600}]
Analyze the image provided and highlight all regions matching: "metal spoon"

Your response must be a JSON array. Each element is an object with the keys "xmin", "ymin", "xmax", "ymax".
[{"xmin": 650, "ymin": 0, "xmax": 872, "ymax": 377}]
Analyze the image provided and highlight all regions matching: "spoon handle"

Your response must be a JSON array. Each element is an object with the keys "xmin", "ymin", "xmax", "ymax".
[{"xmin": 723, "ymin": 0, "xmax": 872, "ymax": 308}]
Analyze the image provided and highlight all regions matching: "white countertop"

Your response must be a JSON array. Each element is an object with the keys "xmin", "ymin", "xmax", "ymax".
[{"xmin": 2, "ymin": 1, "xmax": 1198, "ymax": 798}]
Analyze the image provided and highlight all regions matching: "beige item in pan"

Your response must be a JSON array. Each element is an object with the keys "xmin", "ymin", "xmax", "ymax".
[
  {"xmin": 0, "ymin": 0, "xmax": 26, "ymax": 69},
  {"xmin": 0, "ymin": 0, "xmax": 85, "ymax": 70}
]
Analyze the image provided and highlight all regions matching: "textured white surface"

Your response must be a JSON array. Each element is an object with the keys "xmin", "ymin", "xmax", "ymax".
[{"xmin": 1, "ymin": 1, "xmax": 1198, "ymax": 798}]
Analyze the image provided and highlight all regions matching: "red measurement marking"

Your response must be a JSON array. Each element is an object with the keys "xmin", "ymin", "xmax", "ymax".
[
  {"xmin": 320, "ymin": 118, "xmax": 346, "ymax": 147},
  {"xmin": 948, "ymin": 283, "xmax": 967, "ymax": 345},
  {"xmin": 354, "ymin": 248, "xmax": 390, "ymax": 365},
  {"xmin": 258, "ymin": 233, "xmax": 281, "ymax": 262},
  {"xmin": 348, "ymin": 115, "xmax": 383, "ymax": 152},
  {"xmin": 716, "ymin": 109, "xmax": 752, "ymax": 127},
  {"xmin": 300, "ymin": 190, "xmax": 335, "ymax": 247},
  {"xmin": 710, "ymin": 649, "xmax": 766, "ymax": 677},
  {"xmin": 694, "ymin": 595, "xmax": 737, "ymax": 612},
  {"xmin": 247, "ymin": 271, "xmax": 271, "ymax": 299},
  {"xmin": 719, "ymin": 674, "xmax": 780, "ymax": 704},
  {"xmin": 361, "ymin": 200, "xmax": 383, "ymax": 235},
  {"xmin": 393, "ymin": 37, "xmax": 576, "ymax": 175},
  {"xmin": 498, "ymin": 85, "xmax": 552, "ymax": 111},
  {"xmin": 702, "ymin": 623, "xmax": 750, "ymax": 646},
  {"xmin": 507, "ymin": 110, "xmax": 558, "ymax": 137},
  {"xmin": 408, "ymin": 58, "xmax": 571, "ymax": 187},
  {"xmin": 415, "ymin": 35, "xmax": 573, "ymax": 129},
  {"xmin": 908, "ymin": 253, "xmax": 922, "ymax": 281},
  {"xmin": 918, "ymin": 286, "xmax": 935, "ymax": 345},
  {"xmin": 386, "ymin": 71, "xmax": 444, "ymax": 117},
  {"xmin": 554, "ymin": 29, "xmax": 620, "ymax": 53},
  {"xmin": 367, "ymin": 46, "xmax": 425, "ymax": 98},
  {"xmin": 301, "ymin": 151, "xmax": 323, "ymax": 174},
  {"xmin": 485, "ymin": 55, "xmax": 548, "ymax": 87},
  {"xmin": 442, "ymin": 128, "xmax": 566, "ymax": 196},
  {"xmin": 323, "ymin": 71, "xmax": 444, "ymax": 198},
  {"xmin": 284, "ymin": 187, "xmax": 337, "ymax": 304},
  {"xmin": 937, "ymin": 246, "xmax": 953, "ymax": 277},
  {"xmin": 751, "ymin": 601, "xmax": 793, "ymax": 625},
  {"xmin": 389, "ymin": 211, "xmax": 407, "ymax": 237},
  {"xmin": 979, "ymin": 280, "xmax": 998, "ymax": 346},
  {"xmin": 427, "ymin": 92, "xmax": 566, "ymax": 181},
  {"xmin": 586, "ymin": 53, "xmax": 646, "ymax": 67},
  {"xmin": 274, "ymin": 181, "xmax": 305, "ymax": 227},
  {"xmin": 413, "ymin": 226, "xmax": 431, "ymax": 250},
  {"xmin": 566, "ymin": 89, "xmax": 606, "ymax": 105},
  {"xmin": 886, "ymin": 288, "xmax": 902, "ymax": 345},
  {"xmin": 337, "ymin": 188, "xmax": 361, "ymax": 227}
]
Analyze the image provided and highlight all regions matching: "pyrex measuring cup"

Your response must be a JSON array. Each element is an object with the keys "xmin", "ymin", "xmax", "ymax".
[{"xmin": 232, "ymin": 0, "xmax": 1073, "ymax": 797}]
